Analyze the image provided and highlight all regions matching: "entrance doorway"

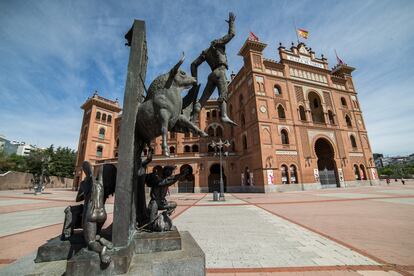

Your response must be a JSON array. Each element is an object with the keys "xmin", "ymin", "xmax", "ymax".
[
  {"xmin": 315, "ymin": 138, "xmax": 339, "ymax": 188},
  {"xmin": 178, "ymin": 164, "xmax": 194, "ymax": 193},
  {"xmin": 208, "ymin": 163, "xmax": 226, "ymax": 192}
]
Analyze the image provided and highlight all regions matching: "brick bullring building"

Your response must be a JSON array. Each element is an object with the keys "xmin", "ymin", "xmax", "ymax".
[{"xmin": 74, "ymin": 39, "xmax": 378, "ymax": 192}]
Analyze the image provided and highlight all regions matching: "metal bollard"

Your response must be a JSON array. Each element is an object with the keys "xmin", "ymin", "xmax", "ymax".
[{"xmin": 213, "ymin": 191, "xmax": 219, "ymax": 201}]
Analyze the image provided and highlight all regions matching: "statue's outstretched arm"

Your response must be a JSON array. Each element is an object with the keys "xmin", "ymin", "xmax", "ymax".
[
  {"xmin": 158, "ymin": 174, "xmax": 181, "ymax": 187},
  {"xmin": 191, "ymin": 54, "xmax": 205, "ymax": 80},
  {"xmin": 214, "ymin": 12, "xmax": 235, "ymax": 45}
]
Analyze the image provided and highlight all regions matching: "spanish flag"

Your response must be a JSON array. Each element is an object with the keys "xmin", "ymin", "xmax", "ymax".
[{"xmin": 297, "ymin": 28, "xmax": 309, "ymax": 39}]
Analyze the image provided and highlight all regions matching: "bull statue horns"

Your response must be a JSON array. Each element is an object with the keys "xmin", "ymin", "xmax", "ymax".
[
  {"xmin": 166, "ymin": 52, "xmax": 185, "ymax": 89},
  {"xmin": 172, "ymin": 52, "xmax": 185, "ymax": 73}
]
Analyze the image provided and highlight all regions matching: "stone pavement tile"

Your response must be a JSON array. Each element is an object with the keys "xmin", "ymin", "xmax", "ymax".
[
  {"xmin": 233, "ymin": 193, "xmax": 327, "ymax": 205},
  {"xmin": 0, "ymin": 206, "xmax": 68, "ymax": 237},
  {"xmin": 356, "ymin": 271, "xmax": 402, "ymax": 276},
  {"xmin": 315, "ymin": 193, "xmax": 387, "ymax": 199},
  {"xmin": 0, "ymin": 204, "xmax": 113, "ymax": 237},
  {"xmin": 234, "ymin": 271, "xmax": 363, "ymax": 276},
  {"xmin": 0, "ymin": 201, "xmax": 71, "ymax": 214},
  {"xmin": 174, "ymin": 205, "xmax": 377, "ymax": 269},
  {"xmin": 196, "ymin": 194, "xmax": 245, "ymax": 205},
  {"xmin": 258, "ymin": 199, "xmax": 414, "ymax": 266},
  {"xmin": 372, "ymin": 198, "xmax": 414, "ymax": 205},
  {"xmin": 376, "ymin": 189, "xmax": 414, "ymax": 195},
  {"xmin": 0, "ymin": 199, "xmax": 42, "ymax": 207},
  {"xmin": 0, "ymin": 224, "xmax": 62, "ymax": 261}
]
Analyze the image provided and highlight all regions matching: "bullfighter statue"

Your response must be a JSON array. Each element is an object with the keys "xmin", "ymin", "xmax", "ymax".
[
  {"xmin": 190, "ymin": 12, "xmax": 237, "ymax": 126},
  {"xmin": 140, "ymin": 152, "xmax": 190, "ymax": 232}
]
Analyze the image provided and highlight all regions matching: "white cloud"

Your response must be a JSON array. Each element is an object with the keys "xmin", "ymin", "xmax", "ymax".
[{"xmin": 0, "ymin": 0, "xmax": 412, "ymax": 155}]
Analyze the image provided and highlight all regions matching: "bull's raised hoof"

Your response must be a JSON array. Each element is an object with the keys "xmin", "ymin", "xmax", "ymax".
[
  {"xmin": 162, "ymin": 147, "xmax": 170, "ymax": 157},
  {"xmin": 221, "ymin": 115, "xmax": 238, "ymax": 126},
  {"xmin": 199, "ymin": 131, "xmax": 209, "ymax": 137}
]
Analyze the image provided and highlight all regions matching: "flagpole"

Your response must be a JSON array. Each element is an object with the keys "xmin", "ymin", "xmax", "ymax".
[{"xmin": 293, "ymin": 19, "xmax": 300, "ymax": 44}]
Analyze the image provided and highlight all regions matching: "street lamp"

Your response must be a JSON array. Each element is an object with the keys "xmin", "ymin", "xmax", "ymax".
[{"xmin": 210, "ymin": 139, "xmax": 230, "ymax": 201}]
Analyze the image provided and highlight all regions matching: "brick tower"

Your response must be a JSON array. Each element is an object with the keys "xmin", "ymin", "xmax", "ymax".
[{"xmin": 73, "ymin": 91, "xmax": 121, "ymax": 189}]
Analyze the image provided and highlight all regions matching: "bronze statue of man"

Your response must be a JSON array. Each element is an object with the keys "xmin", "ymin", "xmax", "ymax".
[{"xmin": 190, "ymin": 12, "xmax": 237, "ymax": 126}]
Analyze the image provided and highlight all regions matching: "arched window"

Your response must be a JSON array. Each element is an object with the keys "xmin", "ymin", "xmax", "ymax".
[
  {"xmin": 192, "ymin": 145, "xmax": 199, "ymax": 152},
  {"xmin": 308, "ymin": 92, "xmax": 325, "ymax": 123},
  {"xmin": 184, "ymin": 132, "xmax": 191, "ymax": 138},
  {"xmin": 212, "ymin": 110, "xmax": 217, "ymax": 118},
  {"xmin": 350, "ymin": 135, "xmax": 357, "ymax": 148},
  {"xmin": 341, "ymin": 97, "xmax": 347, "ymax": 107},
  {"xmin": 313, "ymin": 98, "xmax": 319, "ymax": 108},
  {"xmin": 299, "ymin": 106, "xmax": 306, "ymax": 121},
  {"xmin": 207, "ymin": 127, "xmax": 215, "ymax": 137},
  {"xmin": 281, "ymin": 165, "xmax": 289, "ymax": 184},
  {"xmin": 281, "ymin": 129, "xmax": 289, "ymax": 145},
  {"xmin": 184, "ymin": 145, "xmax": 191, "ymax": 153},
  {"xmin": 242, "ymin": 134, "xmax": 247, "ymax": 150},
  {"xmin": 102, "ymin": 113, "xmax": 107, "ymax": 121},
  {"xmin": 99, "ymin": 128, "xmax": 105, "ymax": 139},
  {"xmin": 169, "ymin": 146, "xmax": 176, "ymax": 154},
  {"xmin": 277, "ymin": 105, "xmax": 286, "ymax": 119},
  {"xmin": 239, "ymin": 94, "xmax": 244, "ymax": 106},
  {"xmin": 107, "ymin": 115, "xmax": 112, "ymax": 123},
  {"xmin": 345, "ymin": 115, "xmax": 352, "ymax": 127},
  {"xmin": 216, "ymin": 126, "xmax": 223, "ymax": 137},
  {"xmin": 170, "ymin": 132, "xmax": 176, "ymax": 139},
  {"xmin": 208, "ymin": 144, "xmax": 215, "ymax": 152},
  {"xmin": 96, "ymin": 111, "xmax": 101, "ymax": 120},
  {"xmin": 353, "ymin": 100, "xmax": 359, "ymax": 109},
  {"xmin": 360, "ymin": 164, "xmax": 366, "ymax": 180},
  {"xmin": 206, "ymin": 111, "xmax": 210, "ymax": 118},
  {"xmin": 241, "ymin": 113, "xmax": 245, "ymax": 127},
  {"xmin": 354, "ymin": 164, "xmax": 361, "ymax": 180},
  {"xmin": 290, "ymin": 165, "xmax": 298, "ymax": 184},
  {"xmin": 328, "ymin": 110, "xmax": 335, "ymax": 125},
  {"xmin": 96, "ymin": 146, "xmax": 103, "ymax": 157},
  {"xmin": 274, "ymin": 85, "xmax": 281, "ymax": 95}
]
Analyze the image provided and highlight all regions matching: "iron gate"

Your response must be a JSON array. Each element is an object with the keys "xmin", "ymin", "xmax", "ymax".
[
  {"xmin": 178, "ymin": 180, "xmax": 194, "ymax": 193},
  {"xmin": 319, "ymin": 168, "xmax": 338, "ymax": 188}
]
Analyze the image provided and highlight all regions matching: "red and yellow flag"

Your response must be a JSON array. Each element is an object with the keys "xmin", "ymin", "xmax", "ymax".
[{"xmin": 297, "ymin": 28, "xmax": 309, "ymax": 39}]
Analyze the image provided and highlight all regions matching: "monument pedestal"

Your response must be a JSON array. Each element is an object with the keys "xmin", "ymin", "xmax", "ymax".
[{"xmin": 33, "ymin": 229, "xmax": 205, "ymax": 276}]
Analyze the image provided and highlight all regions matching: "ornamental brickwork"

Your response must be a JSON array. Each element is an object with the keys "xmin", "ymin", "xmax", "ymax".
[{"xmin": 74, "ymin": 40, "xmax": 378, "ymax": 192}]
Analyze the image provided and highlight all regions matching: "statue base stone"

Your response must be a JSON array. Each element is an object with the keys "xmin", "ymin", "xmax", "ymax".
[{"xmin": 32, "ymin": 229, "xmax": 205, "ymax": 276}]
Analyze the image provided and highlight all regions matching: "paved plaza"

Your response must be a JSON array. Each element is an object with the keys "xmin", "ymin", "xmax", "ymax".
[{"xmin": 0, "ymin": 181, "xmax": 413, "ymax": 275}]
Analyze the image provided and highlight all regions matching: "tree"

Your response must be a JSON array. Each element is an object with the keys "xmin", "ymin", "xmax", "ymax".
[
  {"xmin": 0, "ymin": 144, "xmax": 76, "ymax": 179},
  {"xmin": 50, "ymin": 147, "xmax": 76, "ymax": 178}
]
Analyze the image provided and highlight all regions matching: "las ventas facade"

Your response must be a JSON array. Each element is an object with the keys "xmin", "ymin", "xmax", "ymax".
[{"xmin": 74, "ymin": 39, "xmax": 379, "ymax": 193}]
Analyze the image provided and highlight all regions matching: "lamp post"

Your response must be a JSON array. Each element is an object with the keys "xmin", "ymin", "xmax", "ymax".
[{"xmin": 210, "ymin": 139, "xmax": 230, "ymax": 200}]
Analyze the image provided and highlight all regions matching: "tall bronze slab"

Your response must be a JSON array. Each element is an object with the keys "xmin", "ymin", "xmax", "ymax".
[{"xmin": 113, "ymin": 20, "xmax": 147, "ymax": 248}]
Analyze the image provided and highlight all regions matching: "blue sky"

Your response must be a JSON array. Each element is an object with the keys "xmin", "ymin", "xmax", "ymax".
[{"xmin": 1, "ymin": 0, "xmax": 413, "ymax": 156}]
